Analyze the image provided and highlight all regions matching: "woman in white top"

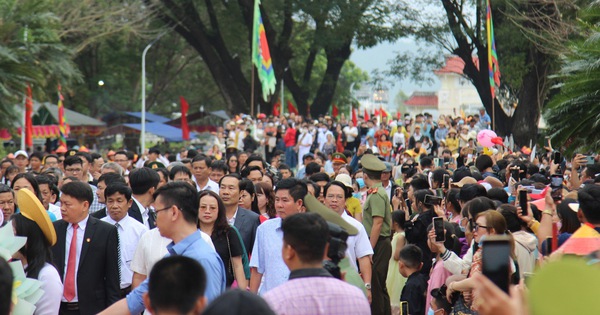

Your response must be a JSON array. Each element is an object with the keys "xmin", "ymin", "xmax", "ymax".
[{"xmin": 12, "ymin": 213, "xmax": 62, "ymax": 315}]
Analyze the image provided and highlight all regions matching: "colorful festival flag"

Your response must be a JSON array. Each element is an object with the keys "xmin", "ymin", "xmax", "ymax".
[
  {"xmin": 57, "ymin": 85, "xmax": 68, "ymax": 148},
  {"xmin": 486, "ymin": 0, "xmax": 501, "ymax": 100},
  {"xmin": 252, "ymin": 0, "xmax": 277, "ymax": 101},
  {"xmin": 179, "ymin": 96, "xmax": 190, "ymax": 141},
  {"xmin": 24, "ymin": 85, "xmax": 33, "ymax": 148}
]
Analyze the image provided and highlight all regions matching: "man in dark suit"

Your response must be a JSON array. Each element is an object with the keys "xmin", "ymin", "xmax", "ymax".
[
  {"xmin": 128, "ymin": 167, "xmax": 160, "ymax": 229},
  {"xmin": 91, "ymin": 173, "xmax": 127, "ymax": 220},
  {"xmin": 51, "ymin": 181, "xmax": 120, "ymax": 315},
  {"xmin": 219, "ymin": 174, "xmax": 260, "ymax": 253}
]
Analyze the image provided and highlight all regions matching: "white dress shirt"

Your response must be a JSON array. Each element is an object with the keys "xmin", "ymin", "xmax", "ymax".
[
  {"xmin": 342, "ymin": 211, "xmax": 374, "ymax": 271},
  {"xmin": 48, "ymin": 203, "xmax": 62, "ymax": 220},
  {"xmin": 130, "ymin": 228, "xmax": 215, "ymax": 277},
  {"xmin": 102, "ymin": 214, "xmax": 148, "ymax": 288},
  {"xmin": 197, "ymin": 178, "xmax": 220, "ymax": 194},
  {"xmin": 131, "ymin": 196, "xmax": 150, "ymax": 229},
  {"xmin": 62, "ymin": 215, "xmax": 89, "ymax": 302}
]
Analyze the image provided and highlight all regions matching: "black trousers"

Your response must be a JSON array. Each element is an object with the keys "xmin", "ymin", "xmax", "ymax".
[{"xmin": 371, "ymin": 236, "xmax": 392, "ymax": 315}]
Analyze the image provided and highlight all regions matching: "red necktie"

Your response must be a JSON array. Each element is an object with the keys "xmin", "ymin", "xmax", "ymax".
[{"xmin": 64, "ymin": 223, "xmax": 79, "ymax": 301}]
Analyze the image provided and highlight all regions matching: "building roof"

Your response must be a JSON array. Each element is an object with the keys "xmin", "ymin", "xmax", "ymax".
[
  {"xmin": 404, "ymin": 92, "xmax": 438, "ymax": 107},
  {"xmin": 125, "ymin": 112, "xmax": 171, "ymax": 124},
  {"xmin": 434, "ymin": 56, "xmax": 480, "ymax": 75},
  {"xmin": 123, "ymin": 122, "xmax": 197, "ymax": 142},
  {"xmin": 34, "ymin": 101, "xmax": 105, "ymax": 126}
]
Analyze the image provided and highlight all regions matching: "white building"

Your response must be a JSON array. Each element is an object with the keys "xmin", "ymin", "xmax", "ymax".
[{"xmin": 434, "ymin": 56, "xmax": 483, "ymax": 117}]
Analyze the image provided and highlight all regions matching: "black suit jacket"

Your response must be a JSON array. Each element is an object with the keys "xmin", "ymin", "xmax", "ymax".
[
  {"xmin": 233, "ymin": 207, "xmax": 260, "ymax": 254},
  {"xmin": 91, "ymin": 207, "xmax": 106, "ymax": 219},
  {"xmin": 128, "ymin": 199, "xmax": 155, "ymax": 229},
  {"xmin": 51, "ymin": 216, "xmax": 120, "ymax": 315}
]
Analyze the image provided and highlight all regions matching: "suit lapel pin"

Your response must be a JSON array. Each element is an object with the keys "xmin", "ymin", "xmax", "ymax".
[{"xmin": 86, "ymin": 238, "xmax": 91, "ymax": 243}]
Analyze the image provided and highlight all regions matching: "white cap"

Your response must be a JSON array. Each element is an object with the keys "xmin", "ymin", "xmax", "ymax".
[
  {"xmin": 334, "ymin": 174, "xmax": 353, "ymax": 189},
  {"xmin": 14, "ymin": 150, "xmax": 28, "ymax": 158}
]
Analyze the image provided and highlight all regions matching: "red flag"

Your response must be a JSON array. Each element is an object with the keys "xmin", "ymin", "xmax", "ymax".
[
  {"xmin": 332, "ymin": 104, "xmax": 339, "ymax": 118},
  {"xmin": 25, "ymin": 84, "xmax": 33, "ymax": 148},
  {"xmin": 179, "ymin": 96, "xmax": 190, "ymax": 140},
  {"xmin": 272, "ymin": 102, "xmax": 280, "ymax": 116},
  {"xmin": 287, "ymin": 101, "xmax": 298, "ymax": 115},
  {"xmin": 351, "ymin": 108, "xmax": 358, "ymax": 127},
  {"xmin": 364, "ymin": 109, "xmax": 370, "ymax": 121}
]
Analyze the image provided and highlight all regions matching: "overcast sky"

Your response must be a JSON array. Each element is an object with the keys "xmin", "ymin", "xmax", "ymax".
[{"xmin": 350, "ymin": 38, "xmax": 441, "ymax": 108}]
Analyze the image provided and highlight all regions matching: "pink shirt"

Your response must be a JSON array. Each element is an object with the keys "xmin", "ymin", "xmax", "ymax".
[{"xmin": 426, "ymin": 259, "xmax": 453, "ymax": 313}]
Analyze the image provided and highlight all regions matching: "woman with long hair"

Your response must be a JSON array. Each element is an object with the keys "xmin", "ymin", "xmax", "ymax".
[
  {"xmin": 197, "ymin": 190, "xmax": 248, "ymax": 288},
  {"xmin": 227, "ymin": 154, "xmax": 239, "ymax": 174},
  {"xmin": 11, "ymin": 191, "xmax": 62, "ymax": 315},
  {"xmin": 254, "ymin": 181, "xmax": 276, "ymax": 220},
  {"xmin": 238, "ymin": 179, "xmax": 261, "ymax": 221}
]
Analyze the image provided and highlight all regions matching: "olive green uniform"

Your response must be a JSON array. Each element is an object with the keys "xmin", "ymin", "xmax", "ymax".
[{"xmin": 361, "ymin": 155, "xmax": 392, "ymax": 315}]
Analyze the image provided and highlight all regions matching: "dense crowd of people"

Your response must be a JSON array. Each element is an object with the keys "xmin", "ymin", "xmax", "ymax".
[{"xmin": 1, "ymin": 108, "xmax": 599, "ymax": 315}]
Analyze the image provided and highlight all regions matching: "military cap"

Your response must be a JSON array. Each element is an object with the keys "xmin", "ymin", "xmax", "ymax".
[
  {"xmin": 147, "ymin": 161, "xmax": 166, "ymax": 170},
  {"xmin": 360, "ymin": 154, "xmax": 386, "ymax": 172},
  {"xmin": 332, "ymin": 152, "xmax": 347, "ymax": 164},
  {"xmin": 303, "ymin": 194, "xmax": 358, "ymax": 236}
]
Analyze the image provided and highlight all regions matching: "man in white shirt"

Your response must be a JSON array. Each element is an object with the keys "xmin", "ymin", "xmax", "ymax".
[
  {"xmin": 101, "ymin": 184, "xmax": 148, "ymax": 297},
  {"xmin": 343, "ymin": 124, "xmax": 359, "ymax": 151},
  {"xmin": 191, "ymin": 155, "xmax": 219, "ymax": 193}
]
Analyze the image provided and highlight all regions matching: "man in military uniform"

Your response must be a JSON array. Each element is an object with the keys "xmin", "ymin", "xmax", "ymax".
[{"xmin": 361, "ymin": 154, "xmax": 392, "ymax": 315}]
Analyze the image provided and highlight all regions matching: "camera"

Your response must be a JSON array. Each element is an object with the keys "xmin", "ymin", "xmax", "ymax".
[{"xmin": 323, "ymin": 222, "xmax": 349, "ymax": 279}]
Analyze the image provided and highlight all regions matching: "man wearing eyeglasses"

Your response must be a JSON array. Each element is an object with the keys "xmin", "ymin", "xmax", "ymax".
[{"xmin": 99, "ymin": 181, "xmax": 225, "ymax": 315}]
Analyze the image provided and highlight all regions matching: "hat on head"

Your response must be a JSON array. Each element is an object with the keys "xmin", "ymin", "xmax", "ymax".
[
  {"xmin": 14, "ymin": 150, "xmax": 28, "ymax": 158},
  {"xmin": 360, "ymin": 154, "xmax": 386, "ymax": 172},
  {"xmin": 383, "ymin": 162, "xmax": 393, "ymax": 173},
  {"xmin": 332, "ymin": 152, "xmax": 347, "ymax": 164},
  {"xmin": 18, "ymin": 189, "xmax": 57, "ymax": 246},
  {"xmin": 451, "ymin": 176, "xmax": 477, "ymax": 188},
  {"xmin": 303, "ymin": 194, "xmax": 358, "ymax": 236},
  {"xmin": 147, "ymin": 161, "xmax": 166, "ymax": 170},
  {"xmin": 335, "ymin": 174, "xmax": 353, "ymax": 189},
  {"xmin": 65, "ymin": 149, "xmax": 78, "ymax": 157}
]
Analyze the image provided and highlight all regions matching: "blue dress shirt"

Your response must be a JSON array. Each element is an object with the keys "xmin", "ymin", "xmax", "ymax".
[{"xmin": 126, "ymin": 230, "xmax": 226, "ymax": 313}]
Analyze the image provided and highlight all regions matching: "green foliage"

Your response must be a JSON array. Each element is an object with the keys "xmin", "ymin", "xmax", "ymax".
[
  {"xmin": 0, "ymin": 0, "xmax": 80, "ymax": 129},
  {"xmin": 544, "ymin": 3, "xmax": 600, "ymax": 153}
]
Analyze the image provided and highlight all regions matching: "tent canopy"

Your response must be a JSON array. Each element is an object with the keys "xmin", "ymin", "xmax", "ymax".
[
  {"xmin": 123, "ymin": 122, "xmax": 197, "ymax": 142},
  {"xmin": 124, "ymin": 112, "xmax": 171, "ymax": 124}
]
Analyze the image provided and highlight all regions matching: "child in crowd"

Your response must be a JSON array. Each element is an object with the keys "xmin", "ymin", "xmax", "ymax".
[
  {"xmin": 387, "ymin": 210, "xmax": 407, "ymax": 315},
  {"xmin": 399, "ymin": 245, "xmax": 427, "ymax": 315}
]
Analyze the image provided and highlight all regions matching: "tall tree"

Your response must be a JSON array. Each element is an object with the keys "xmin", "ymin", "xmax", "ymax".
[
  {"xmin": 544, "ymin": 3, "xmax": 600, "ymax": 154},
  {"xmin": 0, "ymin": 0, "xmax": 81, "ymax": 129},
  {"xmin": 388, "ymin": 0, "xmax": 568, "ymax": 146},
  {"xmin": 147, "ymin": 0, "xmax": 402, "ymax": 117}
]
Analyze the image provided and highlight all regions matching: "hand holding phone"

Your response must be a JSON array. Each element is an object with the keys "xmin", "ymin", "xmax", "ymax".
[
  {"xmin": 518, "ymin": 190, "xmax": 528, "ymax": 215},
  {"xmin": 482, "ymin": 235, "xmax": 511, "ymax": 293},
  {"xmin": 433, "ymin": 217, "xmax": 445, "ymax": 242}
]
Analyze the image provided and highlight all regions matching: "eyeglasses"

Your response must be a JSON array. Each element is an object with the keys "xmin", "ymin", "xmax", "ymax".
[
  {"xmin": 474, "ymin": 223, "xmax": 488, "ymax": 231},
  {"xmin": 154, "ymin": 205, "xmax": 173, "ymax": 214}
]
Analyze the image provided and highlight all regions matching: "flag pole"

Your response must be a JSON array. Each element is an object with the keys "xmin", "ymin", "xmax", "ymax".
[
  {"xmin": 251, "ymin": 66, "xmax": 255, "ymax": 117},
  {"xmin": 20, "ymin": 94, "xmax": 26, "ymax": 151}
]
